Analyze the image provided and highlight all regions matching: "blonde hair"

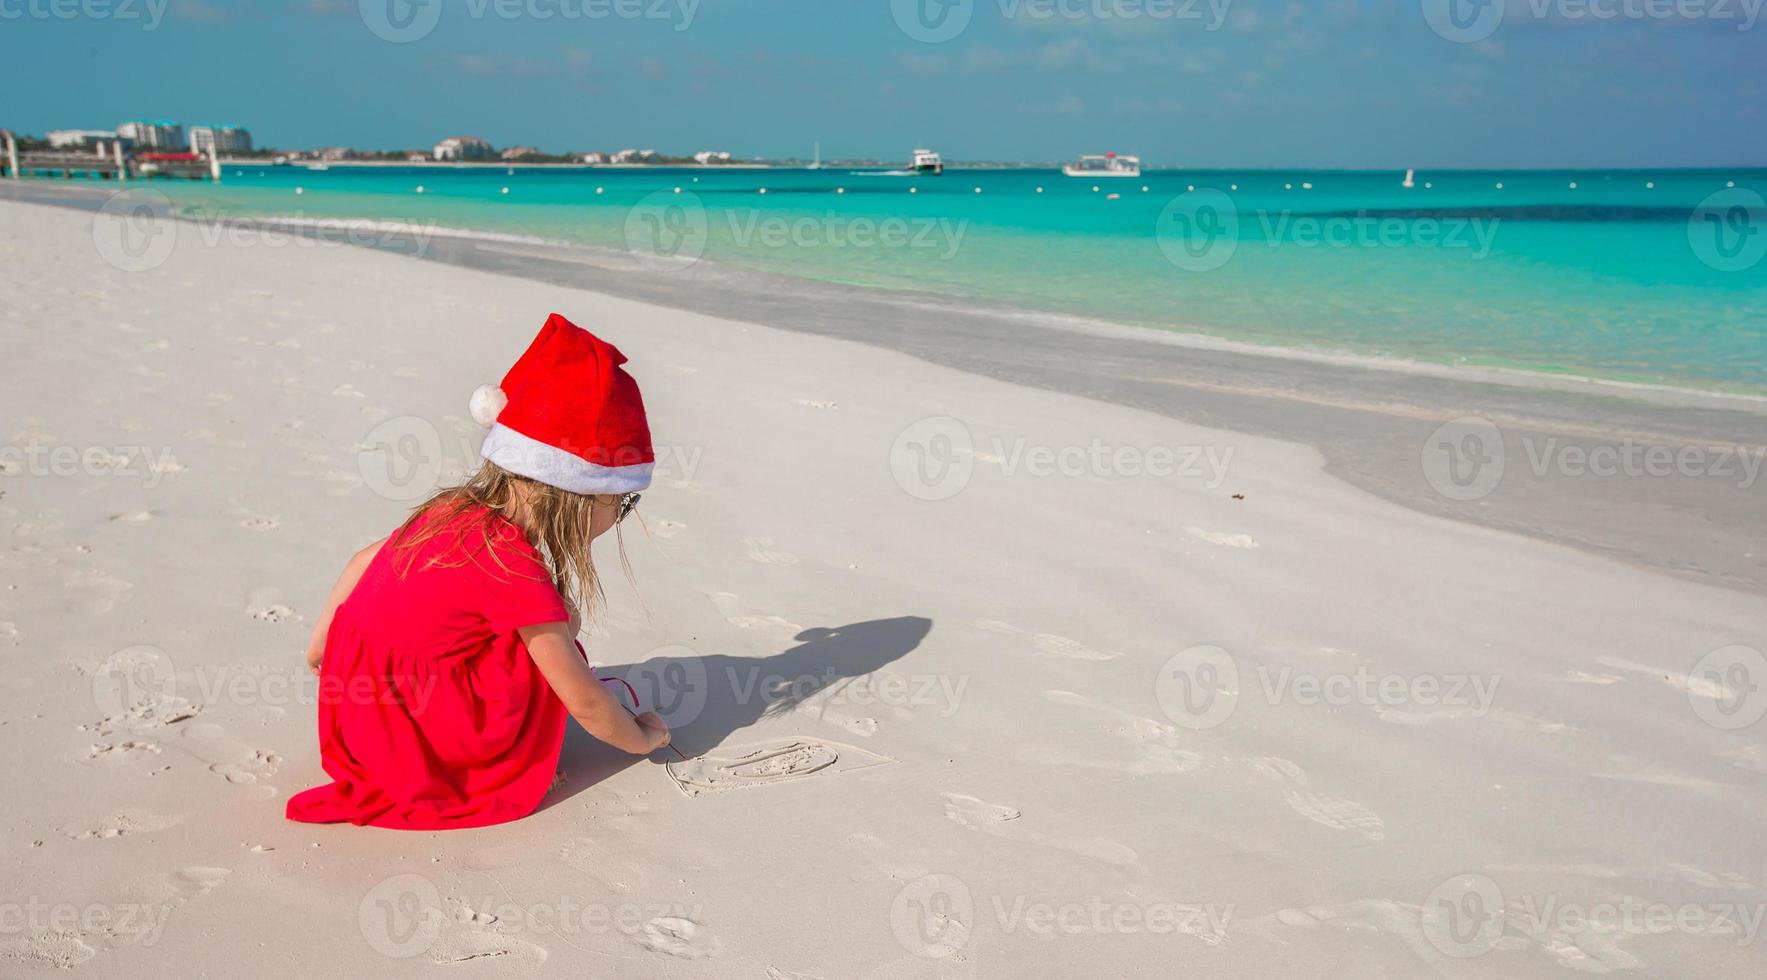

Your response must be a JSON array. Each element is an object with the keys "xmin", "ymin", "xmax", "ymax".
[{"xmin": 392, "ymin": 461, "xmax": 621, "ymax": 615}]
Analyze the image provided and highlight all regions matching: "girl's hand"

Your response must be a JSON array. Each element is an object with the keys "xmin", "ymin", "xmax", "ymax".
[
  {"xmin": 633, "ymin": 710, "xmax": 671, "ymax": 751},
  {"xmin": 306, "ymin": 639, "xmax": 325, "ymax": 676}
]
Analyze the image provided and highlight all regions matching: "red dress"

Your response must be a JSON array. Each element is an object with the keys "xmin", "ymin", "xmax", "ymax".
[{"xmin": 286, "ymin": 505, "xmax": 572, "ymax": 830}]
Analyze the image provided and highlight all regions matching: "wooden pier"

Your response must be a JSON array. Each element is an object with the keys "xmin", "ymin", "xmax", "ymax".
[{"xmin": 1, "ymin": 131, "xmax": 220, "ymax": 182}]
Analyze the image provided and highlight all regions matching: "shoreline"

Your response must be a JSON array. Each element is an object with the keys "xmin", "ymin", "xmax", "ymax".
[
  {"xmin": 10, "ymin": 176, "xmax": 1764, "ymax": 409},
  {"xmin": 7, "ymin": 180, "xmax": 1765, "ymax": 593}
]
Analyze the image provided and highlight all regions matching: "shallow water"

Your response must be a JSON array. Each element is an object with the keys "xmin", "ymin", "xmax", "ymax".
[{"xmin": 146, "ymin": 164, "xmax": 1767, "ymax": 394}]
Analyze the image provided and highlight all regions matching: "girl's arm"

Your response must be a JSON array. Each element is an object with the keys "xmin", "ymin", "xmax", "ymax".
[
  {"xmin": 306, "ymin": 537, "xmax": 385, "ymax": 674},
  {"xmin": 520, "ymin": 622, "xmax": 671, "ymax": 755}
]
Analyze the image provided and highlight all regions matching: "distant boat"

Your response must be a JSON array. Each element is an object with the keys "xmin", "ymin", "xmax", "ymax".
[
  {"xmin": 910, "ymin": 148, "xmax": 944, "ymax": 175},
  {"xmin": 808, "ymin": 141, "xmax": 822, "ymax": 171},
  {"xmin": 1064, "ymin": 152, "xmax": 1140, "ymax": 178},
  {"xmin": 1402, "ymin": 168, "xmax": 1416, "ymax": 188}
]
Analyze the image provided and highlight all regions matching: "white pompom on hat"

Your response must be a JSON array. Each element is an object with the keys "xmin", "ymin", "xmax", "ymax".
[{"xmin": 468, "ymin": 384, "xmax": 508, "ymax": 428}]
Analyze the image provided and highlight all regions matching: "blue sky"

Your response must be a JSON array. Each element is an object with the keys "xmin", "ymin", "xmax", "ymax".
[{"xmin": 3, "ymin": 0, "xmax": 1763, "ymax": 167}]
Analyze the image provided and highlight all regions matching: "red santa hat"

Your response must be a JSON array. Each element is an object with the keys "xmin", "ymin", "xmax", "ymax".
[{"xmin": 470, "ymin": 313, "xmax": 654, "ymax": 494}]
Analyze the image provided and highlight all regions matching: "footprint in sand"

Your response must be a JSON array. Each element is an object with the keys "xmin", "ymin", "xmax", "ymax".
[
  {"xmin": 709, "ymin": 592, "xmax": 804, "ymax": 633},
  {"xmin": 249, "ymin": 603, "xmax": 295, "ymax": 623},
  {"xmin": 647, "ymin": 516, "xmax": 687, "ymax": 538},
  {"xmin": 85, "ymin": 740, "xmax": 164, "ymax": 765},
  {"xmin": 1249, "ymin": 757, "xmax": 1385, "ymax": 841},
  {"xmin": 1020, "ymin": 690, "xmax": 1207, "ymax": 775},
  {"xmin": 665, "ymin": 738, "xmax": 894, "ymax": 798},
  {"xmin": 426, "ymin": 927, "xmax": 549, "ymax": 966},
  {"xmin": 108, "ymin": 510, "xmax": 154, "ymax": 524},
  {"xmin": 0, "ymin": 866, "xmax": 229, "ymax": 968},
  {"xmin": 796, "ymin": 399, "xmax": 838, "ymax": 410},
  {"xmin": 64, "ymin": 571, "xmax": 134, "ymax": 614},
  {"xmin": 59, "ymin": 808, "xmax": 179, "ymax": 841},
  {"xmin": 178, "ymin": 723, "xmax": 282, "ymax": 788},
  {"xmin": 742, "ymin": 537, "xmax": 799, "ymax": 566},
  {"xmin": 0, "ymin": 622, "xmax": 18, "ymax": 644},
  {"xmin": 971, "ymin": 619, "xmax": 1122, "ymax": 661},
  {"xmin": 239, "ymin": 516, "xmax": 280, "ymax": 531},
  {"xmin": 941, "ymin": 792, "xmax": 1138, "ymax": 866},
  {"xmin": 1184, "ymin": 526, "xmax": 1259, "ymax": 549},
  {"xmin": 636, "ymin": 916, "xmax": 721, "ymax": 959}
]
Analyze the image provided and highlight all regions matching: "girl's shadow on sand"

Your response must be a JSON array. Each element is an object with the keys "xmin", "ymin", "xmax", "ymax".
[{"xmin": 541, "ymin": 616, "xmax": 932, "ymax": 810}]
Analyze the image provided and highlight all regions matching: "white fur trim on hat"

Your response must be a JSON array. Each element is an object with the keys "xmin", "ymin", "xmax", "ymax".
[
  {"xmin": 469, "ymin": 384, "xmax": 508, "ymax": 428},
  {"xmin": 479, "ymin": 423, "xmax": 654, "ymax": 494}
]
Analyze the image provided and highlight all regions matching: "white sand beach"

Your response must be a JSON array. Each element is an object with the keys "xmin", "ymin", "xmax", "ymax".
[{"xmin": 3, "ymin": 197, "xmax": 1766, "ymax": 977}]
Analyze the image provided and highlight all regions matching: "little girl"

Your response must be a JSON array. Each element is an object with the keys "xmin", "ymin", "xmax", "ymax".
[{"xmin": 286, "ymin": 313, "xmax": 671, "ymax": 830}]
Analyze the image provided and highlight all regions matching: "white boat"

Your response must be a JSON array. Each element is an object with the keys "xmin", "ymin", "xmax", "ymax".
[
  {"xmin": 808, "ymin": 141, "xmax": 822, "ymax": 170},
  {"xmin": 910, "ymin": 148, "xmax": 943, "ymax": 175},
  {"xmin": 1063, "ymin": 152, "xmax": 1140, "ymax": 178}
]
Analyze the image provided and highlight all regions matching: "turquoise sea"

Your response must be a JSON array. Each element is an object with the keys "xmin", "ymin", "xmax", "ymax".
[{"xmin": 148, "ymin": 165, "xmax": 1767, "ymax": 395}]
